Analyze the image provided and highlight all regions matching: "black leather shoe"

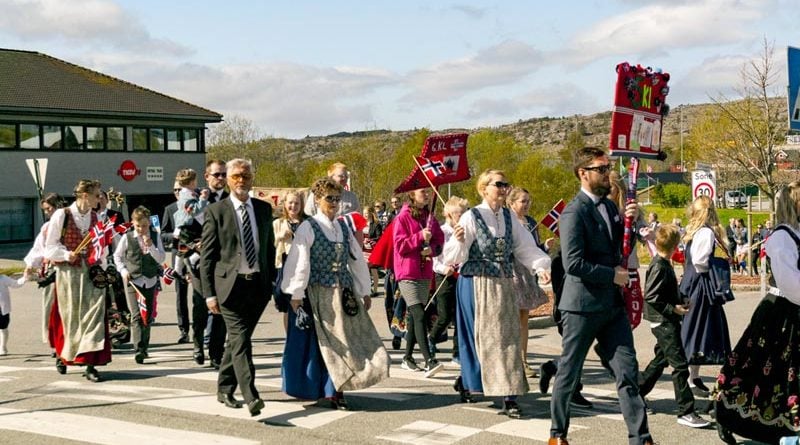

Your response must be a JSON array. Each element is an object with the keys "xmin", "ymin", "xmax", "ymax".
[
  {"xmin": 217, "ymin": 392, "xmax": 242, "ymax": 409},
  {"xmin": 570, "ymin": 391, "xmax": 593, "ymax": 409},
  {"xmin": 539, "ymin": 360, "xmax": 556, "ymax": 394},
  {"xmin": 247, "ymin": 398, "xmax": 265, "ymax": 417},
  {"xmin": 134, "ymin": 352, "xmax": 145, "ymax": 364},
  {"xmin": 453, "ymin": 376, "xmax": 476, "ymax": 403},
  {"xmin": 391, "ymin": 336, "xmax": 402, "ymax": 350},
  {"xmin": 55, "ymin": 358, "xmax": 67, "ymax": 375},
  {"xmin": 177, "ymin": 333, "xmax": 191, "ymax": 344},
  {"xmin": 84, "ymin": 366, "xmax": 102, "ymax": 383},
  {"xmin": 503, "ymin": 400, "xmax": 522, "ymax": 419},
  {"xmin": 193, "ymin": 350, "xmax": 204, "ymax": 365},
  {"xmin": 210, "ymin": 358, "xmax": 221, "ymax": 370}
]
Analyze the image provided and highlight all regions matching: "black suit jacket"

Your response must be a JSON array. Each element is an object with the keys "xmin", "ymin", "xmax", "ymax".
[
  {"xmin": 200, "ymin": 197, "xmax": 275, "ymax": 305},
  {"xmin": 161, "ymin": 202, "xmax": 178, "ymax": 250},
  {"xmin": 558, "ymin": 191, "xmax": 624, "ymax": 313}
]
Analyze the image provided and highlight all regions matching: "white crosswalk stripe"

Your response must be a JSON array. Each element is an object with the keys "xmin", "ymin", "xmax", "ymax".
[
  {"xmin": 376, "ymin": 420, "xmax": 481, "ymax": 445},
  {"xmin": 0, "ymin": 407, "xmax": 259, "ymax": 445}
]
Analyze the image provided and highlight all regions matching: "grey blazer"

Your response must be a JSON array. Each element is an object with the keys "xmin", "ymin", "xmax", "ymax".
[
  {"xmin": 558, "ymin": 191, "xmax": 624, "ymax": 313},
  {"xmin": 200, "ymin": 197, "xmax": 275, "ymax": 304}
]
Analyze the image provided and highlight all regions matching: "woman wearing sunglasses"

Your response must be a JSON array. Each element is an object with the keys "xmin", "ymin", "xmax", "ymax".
[
  {"xmin": 281, "ymin": 177, "xmax": 389, "ymax": 410},
  {"xmin": 443, "ymin": 170, "xmax": 551, "ymax": 418}
]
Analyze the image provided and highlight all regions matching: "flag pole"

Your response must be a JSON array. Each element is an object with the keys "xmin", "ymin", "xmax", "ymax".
[{"xmin": 411, "ymin": 156, "xmax": 447, "ymax": 206}]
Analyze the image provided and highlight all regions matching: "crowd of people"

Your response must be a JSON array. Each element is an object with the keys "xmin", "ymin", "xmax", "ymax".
[{"xmin": 3, "ymin": 148, "xmax": 799, "ymax": 444}]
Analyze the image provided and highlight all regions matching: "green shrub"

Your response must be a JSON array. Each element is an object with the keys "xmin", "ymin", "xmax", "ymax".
[{"xmin": 653, "ymin": 183, "xmax": 692, "ymax": 208}]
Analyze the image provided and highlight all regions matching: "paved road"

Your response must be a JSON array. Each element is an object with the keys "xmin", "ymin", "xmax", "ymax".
[{"xmin": 0, "ymin": 277, "xmax": 765, "ymax": 445}]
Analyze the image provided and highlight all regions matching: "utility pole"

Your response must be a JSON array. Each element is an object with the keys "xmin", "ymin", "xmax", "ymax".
[{"xmin": 679, "ymin": 106, "xmax": 685, "ymax": 172}]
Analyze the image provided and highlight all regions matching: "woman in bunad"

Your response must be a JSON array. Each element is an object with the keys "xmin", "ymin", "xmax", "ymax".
[
  {"xmin": 273, "ymin": 190, "xmax": 308, "ymax": 331},
  {"xmin": 24, "ymin": 193, "xmax": 63, "ymax": 348},
  {"xmin": 679, "ymin": 196, "xmax": 732, "ymax": 397},
  {"xmin": 443, "ymin": 170, "xmax": 551, "ymax": 419},
  {"xmin": 281, "ymin": 177, "xmax": 390, "ymax": 410},
  {"xmin": 506, "ymin": 187, "xmax": 549, "ymax": 379},
  {"xmin": 714, "ymin": 182, "xmax": 800, "ymax": 444},
  {"xmin": 44, "ymin": 179, "xmax": 111, "ymax": 382}
]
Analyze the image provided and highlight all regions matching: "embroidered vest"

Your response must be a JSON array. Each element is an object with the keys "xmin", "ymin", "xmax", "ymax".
[
  {"xmin": 124, "ymin": 230, "xmax": 160, "ymax": 279},
  {"xmin": 308, "ymin": 218, "xmax": 354, "ymax": 288},
  {"xmin": 460, "ymin": 208, "xmax": 514, "ymax": 277},
  {"xmin": 60, "ymin": 208, "xmax": 97, "ymax": 267}
]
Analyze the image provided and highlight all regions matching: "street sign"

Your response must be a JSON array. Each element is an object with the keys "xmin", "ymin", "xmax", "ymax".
[
  {"xmin": 691, "ymin": 169, "xmax": 717, "ymax": 201},
  {"xmin": 25, "ymin": 158, "xmax": 48, "ymax": 190}
]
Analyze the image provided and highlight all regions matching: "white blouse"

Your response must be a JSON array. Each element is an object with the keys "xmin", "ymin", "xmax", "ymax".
[
  {"xmin": 0, "ymin": 275, "xmax": 25, "ymax": 315},
  {"xmin": 765, "ymin": 225, "xmax": 800, "ymax": 305},
  {"xmin": 24, "ymin": 222, "xmax": 49, "ymax": 268},
  {"xmin": 442, "ymin": 201, "xmax": 551, "ymax": 274},
  {"xmin": 689, "ymin": 227, "xmax": 715, "ymax": 272},
  {"xmin": 44, "ymin": 203, "xmax": 107, "ymax": 268},
  {"xmin": 281, "ymin": 213, "xmax": 370, "ymax": 300}
]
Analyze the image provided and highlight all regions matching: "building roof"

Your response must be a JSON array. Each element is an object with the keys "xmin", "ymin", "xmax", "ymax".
[{"xmin": 0, "ymin": 49, "xmax": 221, "ymax": 122}]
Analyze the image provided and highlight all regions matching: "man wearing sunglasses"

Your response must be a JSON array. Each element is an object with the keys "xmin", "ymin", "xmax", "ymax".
[{"xmin": 548, "ymin": 147, "xmax": 654, "ymax": 445}]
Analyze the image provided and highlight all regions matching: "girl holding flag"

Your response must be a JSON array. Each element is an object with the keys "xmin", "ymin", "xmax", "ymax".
[
  {"xmin": 113, "ymin": 206, "xmax": 165, "ymax": 365},
  {"xmin": 45, "ymin": 179, "xmax": 111, "ymax": 382}
]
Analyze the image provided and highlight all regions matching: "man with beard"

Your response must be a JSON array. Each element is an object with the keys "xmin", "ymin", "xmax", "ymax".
[{"xmin": 547, "ymin": 147, "xmax": 654, "ymax": 445}]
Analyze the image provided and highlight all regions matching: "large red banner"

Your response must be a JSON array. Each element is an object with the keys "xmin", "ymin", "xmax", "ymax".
[{"xmin": 395, "ymin": 133, "xmax": 470, "ymax": 193}]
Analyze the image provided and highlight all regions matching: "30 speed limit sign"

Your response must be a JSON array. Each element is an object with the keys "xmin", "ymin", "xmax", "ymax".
[{"xmin": 691, "ymin": 170, "xmax": 716, "ymax": 200}]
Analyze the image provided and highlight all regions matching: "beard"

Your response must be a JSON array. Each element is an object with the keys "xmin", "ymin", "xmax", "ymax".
[{"xmin": 591, "ymin": 184, "xmax": 610, "ymax": 197}]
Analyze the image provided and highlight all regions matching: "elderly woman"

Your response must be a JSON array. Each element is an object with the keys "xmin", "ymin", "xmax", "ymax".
[
  {"xmin": 45, "ymin": 179, "xmax": 111, "ymax": 382},
  {"xmin": 273, "ymin": 190, "xmax": 308, "ymax": 330},
  {"xmin": 281, "ymin": 178, "xmax": 390, "ymax": 410},
  {"xmin": 715, "ymin": 182, "xmax": 800, "ymax": 443},
  {"xmin": 444, "ymin": 170, "xmax": 551, "ymax": 419}
]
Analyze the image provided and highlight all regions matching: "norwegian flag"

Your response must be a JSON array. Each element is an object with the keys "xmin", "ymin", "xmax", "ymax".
[
  {"xmin": 88, "ymin": 225, "xmax": 106, "ymax": 265},
  {"xmin": 115, "ymin": 222, "xmax": 132, "ymax": 235},
  {"xmin": 162, "ymin": 263, "xmax": 176, "ymax": 285},
  {"xmin": 129, "ymin": 283, "xmax": 149, "ymax": 327},
  {"xmin": 338, "ymin": 211, "xmax": 367, "ymax": 235},
  {"xmin": 417, "ymin": 156, "xmax": 446, "ymax": 179},
  {"xmin": 539, "ymin": 199, "xmax": 566, "ymax": 236}
]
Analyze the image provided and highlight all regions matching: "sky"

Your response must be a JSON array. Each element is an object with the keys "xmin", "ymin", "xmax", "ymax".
[{"xmin": 1, "ymin": 0, "xmax": 798, "ymax": 139}]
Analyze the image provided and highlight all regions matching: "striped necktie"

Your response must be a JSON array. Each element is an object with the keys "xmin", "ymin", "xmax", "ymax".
[{"xmin": 239, "ymin": 203, "xmax": 257, "ymax": 268}]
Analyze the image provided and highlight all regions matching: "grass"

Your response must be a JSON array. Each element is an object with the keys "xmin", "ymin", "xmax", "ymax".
[
  {"xmin": 0, "ymin": 267, "xmax": 24, "ymax": 276},
  {"xmin": 642, "ymin": 205, "xmax": 771, "ymax": 226}
]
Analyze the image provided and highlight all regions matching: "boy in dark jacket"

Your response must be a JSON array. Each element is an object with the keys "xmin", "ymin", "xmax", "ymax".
[{"xmin": 639, "ymin": 224, "xmax": 709, "ymax": 428}]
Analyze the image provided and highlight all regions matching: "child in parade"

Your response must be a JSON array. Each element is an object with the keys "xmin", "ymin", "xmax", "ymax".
[
  {"xmin": 0, "ymin": 272, "xmax": 28, "ymax": 355},
  {"xmin": 172, "ymin": 168, "xmax": 208, "ymax": 277}
]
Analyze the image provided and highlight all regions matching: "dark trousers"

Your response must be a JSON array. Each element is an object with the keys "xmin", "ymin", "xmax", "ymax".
[
  {"xmin": 175, "ymin": 274, "xmax": 190, "ymax": 335},
  {"xmin": 428, "ymin": 273, "xmax": 458, "ymax": 356},
  {"xmin": 384, "ymin": 270, "xmax": 398, "ymax": 327},
  {"xmin": 404, "ymin": 303, "xmax": 431, "ymax": 363},
  {"xmin": 550, "ymin": 307, "xmax": 650, "ymax": 445},
  {"xmin": 125, "ymin": 282, "xmax": 155, "ymax": 354},
  {"xmin": 639, "ymin": 321, "xmax": 694, "ymax": 416},
  {"xmin": 190, "ymin": 267, "xmax": 226, "ymax": 362},
  {"xmin": 217, "ymin": 276, "xmax": 268, "ymax": 403}
]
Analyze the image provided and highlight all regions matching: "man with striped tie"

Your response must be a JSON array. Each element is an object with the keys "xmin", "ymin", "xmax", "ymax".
[{"xmin": 200, "ymin": 158, "xmax": 275, "ymax": 417}]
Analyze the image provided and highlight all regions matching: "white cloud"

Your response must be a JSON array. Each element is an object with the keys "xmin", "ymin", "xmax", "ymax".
[
  {"xmin": 0, "ymin": 0, "xmax": 192, "ymax": 56},
  {"xmin": 464, "ymin": 83, "xmax": 601, "ymax": 120},
  {"xmin": 559, "ymin": 0, "xmax": 770, "ymax": 66},
  {"xmin": 448, "ymin": 4, "xmax": 489, "ymax": 20},
  {"xmin": 402, "ymin": 40, "xmax": 544, "ymax": 104}
]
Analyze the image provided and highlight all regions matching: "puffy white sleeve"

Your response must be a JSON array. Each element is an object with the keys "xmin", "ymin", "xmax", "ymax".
[
  {"xmin": 690, "ymin": 227, "xmax": 715, "ymax": 272},
  {"xmin": 281, "ymin": 220, "xmax": 314, "ymax": 301},
  {"xmin": 443, "ymin": 211, "xmax": 476, "ymax": 265},
  {"xmin": 44, "ymin": 209, "xmax": 70, "ymax": 262},
  {"xmin": 766, "ymin": 228, "xmax": 800, "ymax": 305},
  {"xmin": 510, "ymin": 215, "xmax": 551, "ymax": 274}
]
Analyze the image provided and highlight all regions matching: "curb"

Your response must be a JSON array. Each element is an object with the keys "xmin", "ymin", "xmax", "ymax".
[{"xmin": 529, "ymin": 315, "xmax": 555, "ymax": 329}]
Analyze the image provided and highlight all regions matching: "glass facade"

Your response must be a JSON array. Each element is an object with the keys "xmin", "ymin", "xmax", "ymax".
[
  {"xmin": 0, "ymin": 198, "xmax": 33, "ymax": 242},
  {"xmin": 0, "ymin": 123, "xmax": 204, "ymax": 152}
]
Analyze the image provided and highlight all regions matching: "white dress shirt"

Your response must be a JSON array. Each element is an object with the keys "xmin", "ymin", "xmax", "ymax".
[
  {"xmin": 442, "ymin": 201, "xmax": 551, "ymax": 274},
  {"xmin": 230, "ymin": 194, "xmax": 260, "ymax": 275},
  {"xmin": 281, "ymin": 212, "xmax": 370, "ymax": 300},
  {"xmin": 765, "ymin": 225, "xmax": 800, "ymax": 305},
  {"xmin": 0, "ymin": 275, "xmax": 25, "ymax": 316},
  {"xmin": 113, "ymin": 230, "xmax": 166, "ymax": 288},
  {"xmin": 433, "ymin": 222, "xmax": 455, "ymax": 275}
]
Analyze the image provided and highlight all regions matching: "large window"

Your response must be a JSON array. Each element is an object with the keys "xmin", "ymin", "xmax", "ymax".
[
  {"xmin": 0, "ymin": 124, "xmax": 14, "ymax": 148},
  {"xmin": 184, "ymin": 129, "xmax": 198, "ymax": 151},
  {"xmin": 42, "ymin": 125, "xmax": 62, "ymax": 149},
  {"xmin": 19, "ymin": 124, "xmax": 39, "ymax": 149},
  {"xmin": 107, "ymin": 127, "xmax": 124, "ymax": 151},
  {"xmin": 87, "ymin": 127, "xmax": 104, "ymax": 150},
  {"xmin": 167, "ymin": 129, "xmax": 181, "ymax": 151},
  {"xmin": 133, "ymin": 128, "xmax": 148, "ymax": 151},
  {"xmin": 150, "ymin": 128, "xmax": 164, "ymax": 151},
  {"xmin": 65, "ymin": 126, "xmax": 84, "ymax": 150}
]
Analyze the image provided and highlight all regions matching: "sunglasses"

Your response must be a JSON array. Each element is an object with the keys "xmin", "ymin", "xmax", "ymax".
[
  {"xmin": 229, "ymin": 173, "xmax": 253, "ymax": 181},
  {"xmin": 583, "ymin": 164, "xmax": 612, "ymax": 174},
  {"xmin": 489, "ymin": 181, "xmax": 511, "ymax": 189},
  {"xmin": 324, "ymin": 195, "xmax": 342, "ymax": 203},
  {"xmin": 209, "ymin": 172, "xmax": 226, "ymax": 179},
  {"xmin": 173, "ymin": 188, "xmax": 181, "ymax": 192}
]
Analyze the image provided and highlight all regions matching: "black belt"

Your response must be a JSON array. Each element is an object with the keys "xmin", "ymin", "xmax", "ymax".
[{"xmin": 237, "ymin": 272, "xmax": 260, "ymax": 280}]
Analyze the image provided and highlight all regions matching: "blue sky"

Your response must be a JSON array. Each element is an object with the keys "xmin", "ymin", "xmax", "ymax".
[{"xmin": 1, "ymin": 0, "xmax": 798, "ymax": 138}]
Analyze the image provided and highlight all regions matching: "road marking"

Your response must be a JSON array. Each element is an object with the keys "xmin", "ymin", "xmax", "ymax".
[
  {"xmin": 486, "ymin": 418, "xmax": 587, "ymax": 441},
  {"xmin": 0, "ymin": 407, "xmax": 259, "ymax": 445},
  {"xmin": 377, "ymin": 420, "xmax": 481, "ymax": 445},
  {"xmin": 30, "ymin": 381, "xmax": 354, "ymax": 428}
]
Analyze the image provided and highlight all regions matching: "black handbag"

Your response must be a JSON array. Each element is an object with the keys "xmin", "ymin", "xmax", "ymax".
[{"xmin": 341, "ymin": 287, "xmax": 359, "ymax": 316}]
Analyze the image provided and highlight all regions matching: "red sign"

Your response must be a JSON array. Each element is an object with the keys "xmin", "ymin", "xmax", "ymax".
[
  {"xmin": 395, "ymin": 133, "xmax": 471, "ymax": 193},
  {"xmin": 117, "ymin": 160, "xmax": 140, "ymax": 182}
]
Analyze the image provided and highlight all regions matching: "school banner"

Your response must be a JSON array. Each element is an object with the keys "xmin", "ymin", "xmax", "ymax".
[
  {"xmin": 394, "ymin": 133, "xmax": 470, "ymax": 193},
  {"xmin": 608, "ymin": 62, "xmax": 671, "ymax": 159},
  {"xmin": 788, "ymin": 46, "xmax": 800, "ymax": 132}
]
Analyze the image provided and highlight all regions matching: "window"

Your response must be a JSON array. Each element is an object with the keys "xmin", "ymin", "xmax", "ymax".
[
  {"xmin": 87, "ymin": 127, "xmax": 104, "ymax": 150},
  {"xmin": 20, "ymin": 124, "xmax": 39, "ymax": 149},
  {"xmin": 150, "ymin": 128, "xmax": 164, "ymax": 151},
  {"xmin": 184, "ymin": 129, "xmax": 198, "ymax": 152},
  {"xmin": 0, "ymin": 198, "xmax": 34, "ymax": 242},
  {"xmin": 64, "ymin": 126, "xmax": 84, "ymax": 150},
  {"xmin": 133, "ymin": 128, "xmax": 148, "ymax": 151},
  {"xmin": 42, "ymin": 125, "xmax": 62, "ymax": 149},
  {"xmin": 0, "ymin": 124, "xmax": 15, "ymax": 148},
  {"xmin": 107, "ymin": 127, "xmax": 124, "ymax": 151},
  {"xmin": 167, "ymin": 129, "xmax": 181, "ymax": 151}
]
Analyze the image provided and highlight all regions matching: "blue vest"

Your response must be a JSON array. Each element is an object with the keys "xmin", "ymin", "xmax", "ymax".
[
  {"xmin": 460, "ymin": 208, "xmax": 514, "ymax": 277},
  {"xmin": 307, "ymin": 218, "xmax": 354, "ymax": 288}
]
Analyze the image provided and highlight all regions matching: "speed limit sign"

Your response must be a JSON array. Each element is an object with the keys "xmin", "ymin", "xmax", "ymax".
[{"xmin": 691, "ymin": 170, "xmax": 716, "ymax": 200}]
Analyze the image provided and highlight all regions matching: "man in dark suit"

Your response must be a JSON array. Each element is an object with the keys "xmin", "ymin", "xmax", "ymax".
[
  {"xmin": 201, "ymin": 158, "xmax": 275, "ymax": 417},
  {"xmin": 548, "ymin": 147, "xmax": 654, "ymax": 445},
  {"xmin": 161, "ymin": 182, "xmax": 192, "ymax": 344}
]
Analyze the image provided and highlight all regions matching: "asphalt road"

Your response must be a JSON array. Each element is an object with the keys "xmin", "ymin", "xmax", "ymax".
[{"xmin": 0, "ymin": 275, "xmax": 768, "ymax": 445}]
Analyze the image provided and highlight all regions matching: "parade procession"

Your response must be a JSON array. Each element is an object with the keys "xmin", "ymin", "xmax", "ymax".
[{"xmin": 1, "ymin": 3, "xmax": 800, "ymax": 445}]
